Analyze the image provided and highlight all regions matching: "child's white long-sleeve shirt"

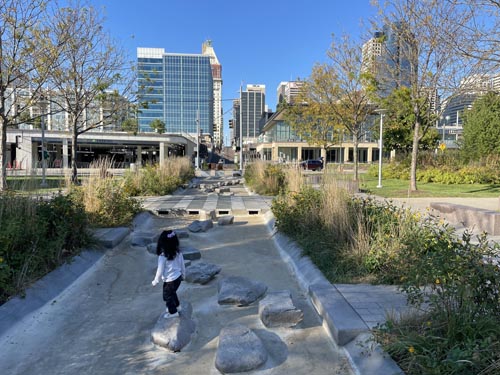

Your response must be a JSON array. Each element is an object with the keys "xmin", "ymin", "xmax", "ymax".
[{"xmin": 153, "ymin": 253, "xmax": 185, "ymax": 284}]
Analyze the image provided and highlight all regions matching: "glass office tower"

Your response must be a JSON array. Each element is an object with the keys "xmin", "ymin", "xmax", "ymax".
[{"xmin": 137, "ymin": 48, "xmax": 214, "ymax": 135}]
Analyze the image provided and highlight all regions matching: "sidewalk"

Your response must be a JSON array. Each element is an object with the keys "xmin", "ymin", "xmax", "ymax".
[
  {"xmin": 0, "ymin": 191, "xmax": 354, "ymax": 374},
  {"xmin": 2, "ymin": 172, "xmax": 496, "ymax": 374}
]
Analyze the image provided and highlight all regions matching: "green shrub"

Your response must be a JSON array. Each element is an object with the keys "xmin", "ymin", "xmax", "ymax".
[
  {"xmin": 245, "ymin": 162, "xmax": 286, "ymax": 195},
  {"xmin": 122, "ymin": 158, "xmax": 194, "ymax": 196},
  {"xmin": 69, "ymin": 179, "xmax": 142, "ymax": 228},
  {"xmin": 0, "ymin": 194, "xmax": 91, "ymax": 304}
]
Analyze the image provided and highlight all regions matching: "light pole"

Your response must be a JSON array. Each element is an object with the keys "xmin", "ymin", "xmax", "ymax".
[
  {"xmin": 239, "ymin": 84, "xmax": 243, "ymax": 174},
  {"xmin": 375, "ymin": 109, "xmax": 387, "ymax": 188},
  {"xmin": 195, "ymin": 110, "xmax": 200, "ymax": 169},
  {"xmin": 41, "ymin": 114, "xmax": 48, "ymax": 187},
  {"xmin": 40, "ymin": 96, "xmax": 48, "ymax": 187}
]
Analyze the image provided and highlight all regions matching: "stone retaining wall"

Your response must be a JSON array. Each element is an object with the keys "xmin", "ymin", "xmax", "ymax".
[{"xmin": 430, "ymin": 202, "xmax": 500, "ymax": 235}]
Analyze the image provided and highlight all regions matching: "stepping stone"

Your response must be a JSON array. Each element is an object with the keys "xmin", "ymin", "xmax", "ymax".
[
  {"xmin": 215, "ymin": 323, "xmax": 267, "ymax": 373},
  {"xmin": 217, "ymin": 215, "xmax": 234, "ymax": 226},
  {"xmin": 185, "ymin": 262, "xmax": 221, "ymax": 284},
  {"xmin": 151, "ymin": 302, "xmax": 196, "ymax": 352},
  {"xmin": 130, "ymin": 232, "xmax": 157, "ymax": 247},
  {"xmin": 188, "ymin": 219, "xmax": 213, "ymax": 232},
  {"xmin": 218, "ymin": 276, "xmax": 267, "ymax": 306},
  {"xmin": 180, "ymin": 246, "xmax": 201, "ymax": 260},
  {"xmin": 259, "ymin": 291, "xmax": 304, "ymax": 328}
]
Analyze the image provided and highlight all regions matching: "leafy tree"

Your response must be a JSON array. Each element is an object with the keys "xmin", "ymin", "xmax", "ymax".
[
  {"xmin": 149, "ymin": 119, "xmax": 165, "ymax": 134},
  {"xmin": 0, "ymin": 0, "xmax": 59, "ymax": 191},
  {"xmin": 285, "ymin": 35, "xmax": 376, "ymax": 181},
  {"xmin": 372, "ymin": 0, "xmax": 478, "ymax": 191},
  {"xmin": 378, "ymin": 87, "xmax": 439, "ymax": 155},
  {"xmin": 461, "ymin": 92, "xmax": 500, "ymax": 161},
  {"xmin": 121, "ymin": 118, "xmax": 138, "ymax": 134},
  {"xmin": 45, "ymin": 0, "xmax": 133, "ymax": 184}
]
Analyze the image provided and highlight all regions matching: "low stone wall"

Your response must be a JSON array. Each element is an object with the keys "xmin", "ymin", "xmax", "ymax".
[{"xmin": 430, "ymin": 202, "xmax": 500, "ymax": 235}]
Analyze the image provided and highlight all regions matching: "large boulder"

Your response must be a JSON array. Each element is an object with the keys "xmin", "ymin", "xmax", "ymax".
[
  {"xmin": 188, "ymin": 220, "xmax": 213, "ymax": 233},
  {"xmin": 185, "ymin": 262, "xmax": 221, "ymax": 284},
  {"xmin": 259, "ymin": 291, "xmax": 304, "ymax": 328},
  {"xmin": 215, "ymin": 323, "xmax": 267, "ymax": 373},
  {"xmin": 218, "ymin": 276, "xmax": 267, "ymax": 306},
  {"xmin": 151, "ymin": 302, "xmax": 196, "ymax": 352},
  {"xmin": 217, "ymin": 215, "xmax": 234, "ymax": 226},
  {"xmin": 180, "ymin": 246, "xmax": 201, "ymax": 260},
  {"xmin": 130, "ymin": 231, "xmax": 157, "ymax": 247}
]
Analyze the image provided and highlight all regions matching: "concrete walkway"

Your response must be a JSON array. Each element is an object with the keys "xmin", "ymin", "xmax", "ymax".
[
  {"xmin": 0, "ymin": 176, "xmax": 353, "ymax": 374},
  {"xmin": 2, "ymin": 170, "xmax": 497, "ymax": 374}
]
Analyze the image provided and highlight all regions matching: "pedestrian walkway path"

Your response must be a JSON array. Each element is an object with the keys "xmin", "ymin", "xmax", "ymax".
[{"xmin": 141, "ymin": 171, "xmax": 273, "ymax": 217}]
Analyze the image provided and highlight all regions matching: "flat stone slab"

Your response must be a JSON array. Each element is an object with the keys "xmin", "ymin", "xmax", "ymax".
[
  {"xmin": 92, "ymin": 227, "xmax": 130, "ymax": 248},
  {"xmin": 130, "ymin": 231, "xmax": 158, "ymax": 247},
  {"xmin": 185, "ymin": 262, "xmax": 221, "ymax": 284},
  {"xmin": 309, "ymin": 283, "xmax": 368, "ymax": 346},
  {"xmin": 259, "ymin": 291, "xmax": 303, "ymax": 328},
  {"xmin": 151, "ymin": 302, "xmax": 196, "ymax": 352},
  {"xmin": 188, "ymin": 219, "xmax": 214, "ymax": 233},
  {"xmin": 218, "ymin": 276, "xmax": 267, "ymax": 306},
  {"xmin": 180, "ymin": 246, "xmax": 201, "ymax": 260},
  {"xmin": 215, "ymin": 323, "xmax": 268, "ymax": 373},
  {"xmin": 217, "ymin": 215, "xmax": 234, "ymax": 226},
  {"xmin": 430, "ymin": 202, "xmax": 500, "ymax": 235}
]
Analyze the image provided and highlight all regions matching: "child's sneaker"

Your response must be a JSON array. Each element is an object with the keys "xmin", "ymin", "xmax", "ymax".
[{"xmin": 163, "ymin": 312, "xmax": 179, "ymax": 319}]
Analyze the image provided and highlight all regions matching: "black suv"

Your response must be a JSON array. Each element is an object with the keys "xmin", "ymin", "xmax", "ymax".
[{"xmin": 300, "ymin": 159, "xmax": 323, "ymax": 171}]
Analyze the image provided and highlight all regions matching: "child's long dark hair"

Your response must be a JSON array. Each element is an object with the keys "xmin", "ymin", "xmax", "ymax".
[{"xmin": 156, "ymin": 229, "xmax": 180, "ymax": 260}]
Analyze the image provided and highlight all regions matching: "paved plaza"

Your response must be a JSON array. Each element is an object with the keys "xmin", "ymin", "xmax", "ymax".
[{"xmin": 1, "ymin": 169, "xmax": 498, "ymax": 374}]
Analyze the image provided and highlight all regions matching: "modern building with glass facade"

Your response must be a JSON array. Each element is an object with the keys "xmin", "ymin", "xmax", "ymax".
[
  {"xmin": 238, "ymin": 84, "xmax": 266, "ymax": 143},
  {"xmin": 137, "ymin": 47, "xmax": 214, "ymax": 136}
]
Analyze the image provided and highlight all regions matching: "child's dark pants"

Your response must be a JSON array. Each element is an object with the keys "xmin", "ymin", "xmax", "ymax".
[{"xmin": 163, "ymin": 276, "xmax": 182, "ymax": 314}]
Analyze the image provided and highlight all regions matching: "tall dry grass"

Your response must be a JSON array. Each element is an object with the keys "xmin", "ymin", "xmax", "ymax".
[
  {"xmin": 318, "ymin": 172, "xmax": 372, "ymax": 268},
  {"xmin": 284, "ymin": 165, "xmax": 305, "ymax": 194},
  {"xmin": 69, "ymin": 157, "xmax": 142, "ymax": 227}
]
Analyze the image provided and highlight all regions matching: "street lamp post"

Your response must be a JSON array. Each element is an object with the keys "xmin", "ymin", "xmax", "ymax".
[
  {"xmin": 239, "ymin": 84, "xmax": 243, "ymax": 174},
  {"xmin": 41, "ymin": 114, "xmax": 48, "ymax": 187},
  {"xmin": 375, "ymin": 109, "xmax": 387, "ymax": 188},
  {"xmin": 196, "ymin": 110, "xmax": 200, "ymax": 169}
]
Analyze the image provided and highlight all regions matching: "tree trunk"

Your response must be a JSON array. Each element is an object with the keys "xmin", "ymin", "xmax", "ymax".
[
  {"xmin": 71, "ymin": 127, "xmax": 79, "ymax": 184},
  {"xmin": 409, "ymin": 120, "xmax": 420, "ymax": 191},
  {"xmin": 0, "ymin": 120, "xmax": 7, "ymax": 191}
]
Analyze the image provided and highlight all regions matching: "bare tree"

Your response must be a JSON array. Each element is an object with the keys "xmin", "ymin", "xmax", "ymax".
[
  {"xmin": 372, "ymin": 0, "xmax": 478, "ymax": 191},
  {"xmin": 0, "ymin": 0, "xmax": 59, "ymax": 191},
  {"xmin": 46, "ymin": 0, "xmax": 132, "ymax": 183},
  {"xmin": 286, "ymin": 35, "xmax": 376, "ymax": 181}
]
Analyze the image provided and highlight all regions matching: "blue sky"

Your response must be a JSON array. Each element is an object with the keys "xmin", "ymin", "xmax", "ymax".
[{"xmin": 90, "ymin": 0, "xmax": 377, "ymax": 144}]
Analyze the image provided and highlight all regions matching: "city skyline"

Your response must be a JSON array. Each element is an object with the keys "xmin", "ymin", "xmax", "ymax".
[{"xmin": 88, "ymin": 0, "xmax": 377, "ymax": 144}]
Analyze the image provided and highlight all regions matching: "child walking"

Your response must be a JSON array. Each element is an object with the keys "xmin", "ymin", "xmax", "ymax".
[{"xmin": 151, "ymin": 229, "xmax": 186, "ymax": 318}]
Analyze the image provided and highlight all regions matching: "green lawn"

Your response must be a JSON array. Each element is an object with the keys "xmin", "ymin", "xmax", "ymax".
[
  {"xmin": 358, "ymin": 174, "xmax": 500, "ymax": 198},
  {"xmin": 6, "ymin": 176, "xmax": 67, "ymax": 193}
]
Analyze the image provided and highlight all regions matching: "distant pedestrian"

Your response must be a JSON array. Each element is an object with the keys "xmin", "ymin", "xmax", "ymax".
[{"xmin": 151, "ymin": 229, "xmax": 185, "ymax": 318}]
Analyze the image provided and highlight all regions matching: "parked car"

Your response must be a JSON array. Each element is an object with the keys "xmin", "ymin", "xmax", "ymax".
[{"xmin": 300, "ymin": 159, "xmax": 323, "ymax": 171}]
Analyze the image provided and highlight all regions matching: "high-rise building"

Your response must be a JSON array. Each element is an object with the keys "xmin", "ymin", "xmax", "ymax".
[
  {"xmin": 202, "ymin": 40, "xmax": 223, "ymax": 148},
  {"xmin": 361, "ymin": 32, "xmax": 384, "ymax": 77},
  {"xmin": 137, "ymin": 47, "xmax": 214, "ymax": 136},
  {"xmin": 277, "ymin": 81, "xmax": 304, "ymax": 106},
  {"xmin": 238, "ymin": 84, "xmax": 266, "ymax": 143},
  {"xmin": 362, "ymin": 23, "xmax": 412, "ymax": 97}
]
